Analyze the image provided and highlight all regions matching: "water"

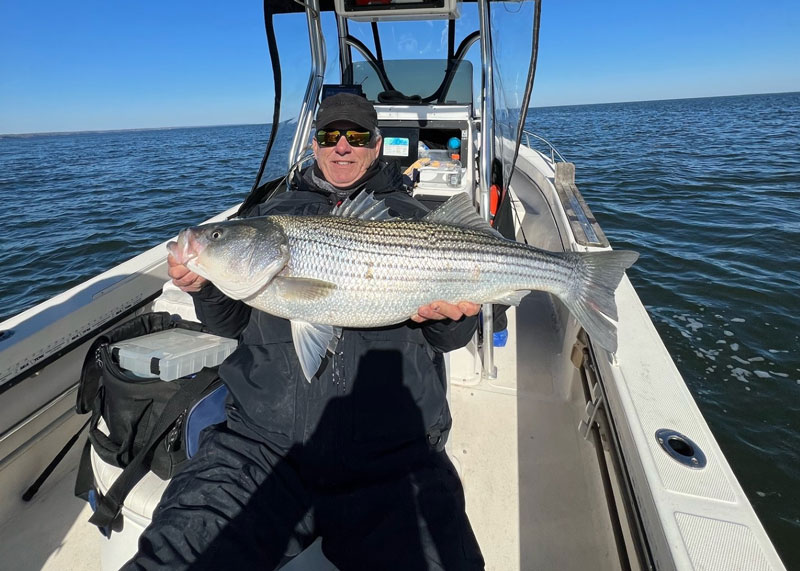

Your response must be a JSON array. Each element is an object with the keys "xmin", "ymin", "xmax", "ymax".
[
  {"xmin": 0, "ymin": 125, "xmax": 267, "ymax": 318},
  {"xmin": 1, "ymin": 92, "xmax": 799, "ymax": 567}
]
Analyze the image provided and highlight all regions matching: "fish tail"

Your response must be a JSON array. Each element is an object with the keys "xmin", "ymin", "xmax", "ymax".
[{"xmin": 560, "ymin": 249, "xmax": 639, "ymax": 353}]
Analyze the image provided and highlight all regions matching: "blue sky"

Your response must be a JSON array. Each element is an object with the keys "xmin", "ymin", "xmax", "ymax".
[{"xmin": 1, "ymin": 0, "xmax": 798, "ymax": 135}]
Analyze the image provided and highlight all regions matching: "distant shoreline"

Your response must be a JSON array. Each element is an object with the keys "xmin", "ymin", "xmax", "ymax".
[
  {"xmin": 531, "ymin": 90, "xmax": 800, "ymax": 110},
  {"xmin": 0, "ymin": 123, "xmax": 272, "ymax": 139},
  {"xmin": 2, "ymin": 91, "xmax": 797, "ymax": 138}
]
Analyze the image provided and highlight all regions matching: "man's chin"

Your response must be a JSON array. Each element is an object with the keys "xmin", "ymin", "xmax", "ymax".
[{"xmin": 328, "ymin": 173, "xmax": 361, "ymax": 187}]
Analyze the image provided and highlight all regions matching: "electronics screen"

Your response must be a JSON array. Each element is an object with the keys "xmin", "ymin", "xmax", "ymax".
[
  {"xmin": 334, "ymin": 0, "xmax": 459, "ymax": 22},
  {"xmin": 321, "ymin": 84, "xmax": 366, "ymax": 100}
]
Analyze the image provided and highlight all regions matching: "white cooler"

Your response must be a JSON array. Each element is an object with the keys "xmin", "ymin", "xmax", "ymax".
[{"xmin": 91, "ymin": 423, "xmax": 171, "ymax": 570}]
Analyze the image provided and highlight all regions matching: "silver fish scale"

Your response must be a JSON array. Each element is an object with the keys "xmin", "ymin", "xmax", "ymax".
[{"xmin": 250, "ymin": 215, "xmax": 577, "ymax": 328}]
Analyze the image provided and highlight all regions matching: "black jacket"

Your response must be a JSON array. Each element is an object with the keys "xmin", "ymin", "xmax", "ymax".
[{"xmin": 191, "ymin": 162, "xmax": 478, "ymax": 486}]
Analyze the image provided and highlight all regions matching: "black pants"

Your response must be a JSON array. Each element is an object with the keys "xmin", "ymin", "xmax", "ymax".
[{"xmin": 123, "ymin": 425, "xmax": 484, "ymax": 570}]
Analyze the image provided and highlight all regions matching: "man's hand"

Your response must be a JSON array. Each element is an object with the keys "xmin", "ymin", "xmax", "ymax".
[
  {"xmin": 167, "ymin": 252, "xmax": 207, "ymax": 293},
  {"xmin": 411, "ymin": 301, "xmax": 481, "ymax": 323}
]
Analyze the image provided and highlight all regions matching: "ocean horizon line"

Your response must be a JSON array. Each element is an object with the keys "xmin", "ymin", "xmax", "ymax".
[{"xmin": 2, "ymin": 90, "xmax": 797, "ymax": 138}]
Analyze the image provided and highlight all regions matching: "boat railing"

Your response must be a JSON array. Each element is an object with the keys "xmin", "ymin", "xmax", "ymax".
[{"xmin": 522, "ymin": 130, "xmax": 567, "ymax": 164}]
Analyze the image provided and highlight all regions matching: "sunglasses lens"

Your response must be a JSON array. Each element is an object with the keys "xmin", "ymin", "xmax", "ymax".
[
  {"xmin": 315, "ymin": 129, "xmax": 372, "ymax": 147},
  {"xmin": 345, "ymin": 130, "xmax": 371, "ymax": 147},
  {"xmin": 315, "ymin": 130, "xmax": 340, "ymax": 146}
]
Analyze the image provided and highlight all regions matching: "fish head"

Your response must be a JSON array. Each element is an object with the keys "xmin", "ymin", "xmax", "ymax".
[{"xmin": 168, "ymin": 217, "xmax": 289, "ymax": 300}]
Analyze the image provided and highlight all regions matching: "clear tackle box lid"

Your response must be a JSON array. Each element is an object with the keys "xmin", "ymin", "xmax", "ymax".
[{"xmin": 110, "ymin": 328, "xmax": 237, "ymax": 381}]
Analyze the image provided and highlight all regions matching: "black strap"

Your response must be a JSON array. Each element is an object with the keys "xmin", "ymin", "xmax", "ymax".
[
  {"xmin": 22, "ymin": 416, "xmax": 91, "ymax": 501},
  {"xmin": 75, "ymin": 439, "xmax": 95, "ymax": 502},
  {"xmin": 88, "ymin": 368, "xmax": 220, "ymax": 530}
]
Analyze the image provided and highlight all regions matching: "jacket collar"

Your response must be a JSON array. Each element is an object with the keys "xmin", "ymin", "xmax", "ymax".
[{"xmin": 295, "ymin": 160, "xmax": 405, "ymax": 200}]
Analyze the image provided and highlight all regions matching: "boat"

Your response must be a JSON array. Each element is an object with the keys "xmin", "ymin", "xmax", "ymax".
[{"xmin": 0, "ymin": 1, "xmax": 787, "ymax": 569}]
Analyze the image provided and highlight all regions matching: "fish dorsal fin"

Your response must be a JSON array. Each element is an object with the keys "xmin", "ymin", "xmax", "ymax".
[
  {"xmin": 332, "ymin": 191, "xmax": 397, "ymax": 221},
  {"xmin": 423, "ymin": 193, "xmax": 504, "ymax": 238}
]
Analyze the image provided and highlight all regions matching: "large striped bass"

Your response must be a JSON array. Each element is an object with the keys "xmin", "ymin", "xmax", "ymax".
[{"xmin": 168, "ymin": 192, "xmax": 638, "ymax": 380}]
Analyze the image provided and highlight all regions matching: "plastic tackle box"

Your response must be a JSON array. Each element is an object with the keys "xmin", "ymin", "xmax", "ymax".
[
  {"xmin": 110, "ymin": 328, "xmax": 238, "ymax": 381},
  {"xmin": 418, "ymin": 161, "xmax": 462, "ymax": 188}
]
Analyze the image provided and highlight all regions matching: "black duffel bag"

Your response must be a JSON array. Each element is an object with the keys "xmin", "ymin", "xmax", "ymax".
[{"xmin": 75, "ymin": 311, "xmax": 226, "ymax": 534}]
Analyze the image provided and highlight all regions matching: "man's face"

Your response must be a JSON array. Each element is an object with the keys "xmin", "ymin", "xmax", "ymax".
[{"xmin": 312, "ymin": 122, "xmax": 382, "ymax": 188}]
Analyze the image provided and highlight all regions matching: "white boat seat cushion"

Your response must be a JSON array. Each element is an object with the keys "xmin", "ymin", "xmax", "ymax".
[
  {"xmin": 153, "ymin": 281, "xmax": 199, "ymax": 322},
  {"xmin": 90, "ymin": 420, "xmax": 169, "ymax": 526}
]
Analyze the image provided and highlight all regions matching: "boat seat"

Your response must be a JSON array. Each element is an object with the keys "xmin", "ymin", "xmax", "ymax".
[
  {"xmin": 91, "ymin": 421, "xmax": 169, "ymax": 525},
  {"xmin": 153, "ymin": 281, "xmax": 199, "ymax": 322},
  {"xmin": 92, "ymin": 410, "xmax": 336, "ymax": 570},
  {"xmin": 90, "ymin": 381, "xmax": 228, "ymax": 568},
  {"xmin": 91, "ymin": 421, "xmax": 171, "ymax": 570},
  {"xmin": 91, "ymin": 381, "xmax": 229, "ymax": 521}
]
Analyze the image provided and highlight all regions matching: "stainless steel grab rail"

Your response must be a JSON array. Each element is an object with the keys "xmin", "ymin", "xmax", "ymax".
[{"xmin": 522, "ymin": 130, "xmax": 567, "ymax": 164}]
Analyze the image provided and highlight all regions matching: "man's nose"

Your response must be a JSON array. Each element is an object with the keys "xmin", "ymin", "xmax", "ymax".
[{"xmin": 334, "ymin": 135, "xmax": 352, "ymax": 152}]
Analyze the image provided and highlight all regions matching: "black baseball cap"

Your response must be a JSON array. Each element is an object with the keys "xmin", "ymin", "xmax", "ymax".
[{"xmin": 315, "ymin": 93, "xmax": 378, "ymax": 133}]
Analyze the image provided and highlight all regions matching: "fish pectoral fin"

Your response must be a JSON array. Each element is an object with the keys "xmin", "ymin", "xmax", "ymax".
[
  {"xmin": 487, "ymin": 290, "xmax": 530, "ymax": 306},
  {"xmin": 273, "ymin": 276, "xmax": 337, "ymax": 301},
  {"xmin": 423, "ymin": 193, "xmax": 504, "ymax": 239},
  {"xmin": 290, "ymin": 321, "xmax": 342, "ymax": 382}
]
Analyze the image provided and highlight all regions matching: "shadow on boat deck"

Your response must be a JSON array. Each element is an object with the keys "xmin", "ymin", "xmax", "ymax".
[{"xmin": 123, "ymin": 349, "xmax": 483, "ymax": 569}]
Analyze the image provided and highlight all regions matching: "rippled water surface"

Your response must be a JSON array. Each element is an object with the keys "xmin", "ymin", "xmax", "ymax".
[
  {"xmin": 2, "ymin": 92, "xmax": 799, "ymax": 567},
  {"xmin": 1, "ymin": 125, "xmax": 266, "ymax": 318}
]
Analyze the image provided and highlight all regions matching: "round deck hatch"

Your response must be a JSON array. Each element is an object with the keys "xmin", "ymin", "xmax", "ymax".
[{"xmin": 656, "ymin": 429, "xmax": 707, "ymax": 469}]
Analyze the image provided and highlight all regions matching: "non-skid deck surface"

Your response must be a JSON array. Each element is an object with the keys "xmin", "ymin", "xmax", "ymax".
[
  {"xmin": 0, "ymin": 461, "xmax": 99, "ymax": 571},
  {"xmin": 448, "ymin": 296, "xmax": 619, "ymax": 570}
]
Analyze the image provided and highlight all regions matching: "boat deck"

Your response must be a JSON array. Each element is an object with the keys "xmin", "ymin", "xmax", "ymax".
[
  {"xmin": 0, "ymin": 436, "xmax": 98, "ymax": 570},
  {"xmin": 448, "ymin": 295, "xmax": 620, "ymax": 570},
  {"xmin": 0, "ymin": 293, "xmax": 622, "ymax": 570}
]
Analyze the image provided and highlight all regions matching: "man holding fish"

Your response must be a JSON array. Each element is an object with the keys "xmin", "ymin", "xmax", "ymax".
[{"xmin": 126, "ymin": 93, "xmax": 486, "ymax": 570}]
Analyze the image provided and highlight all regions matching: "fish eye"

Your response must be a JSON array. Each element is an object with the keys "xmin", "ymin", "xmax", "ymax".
[{"xmin": 210, "ymin": 228, "xmax": 224, "ymax": 240}]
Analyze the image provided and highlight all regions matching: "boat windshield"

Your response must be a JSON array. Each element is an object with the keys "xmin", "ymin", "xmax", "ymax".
[
  {"xmin": 342, "ymin": 15, "xmax": 482, "ymax": 107},
  {"xmin": 486, "ymin": 0, "xmax": 540, "ymax": 193},
  {"xmin": 342, "ymin": 2, "xmax": 540, "ymax": 194},
  {"xmin": 347, "ymin": 59, "xmax": 473, "ymax": 105},
  {"xmin": 253, "ymin": 2, "xmax": 540, "ymax": 198}
]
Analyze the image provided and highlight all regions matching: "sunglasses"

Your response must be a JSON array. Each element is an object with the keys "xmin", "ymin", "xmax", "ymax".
[{"xmin": 315, "ymin": 129, "xmax": 373, "ymax": 148}]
